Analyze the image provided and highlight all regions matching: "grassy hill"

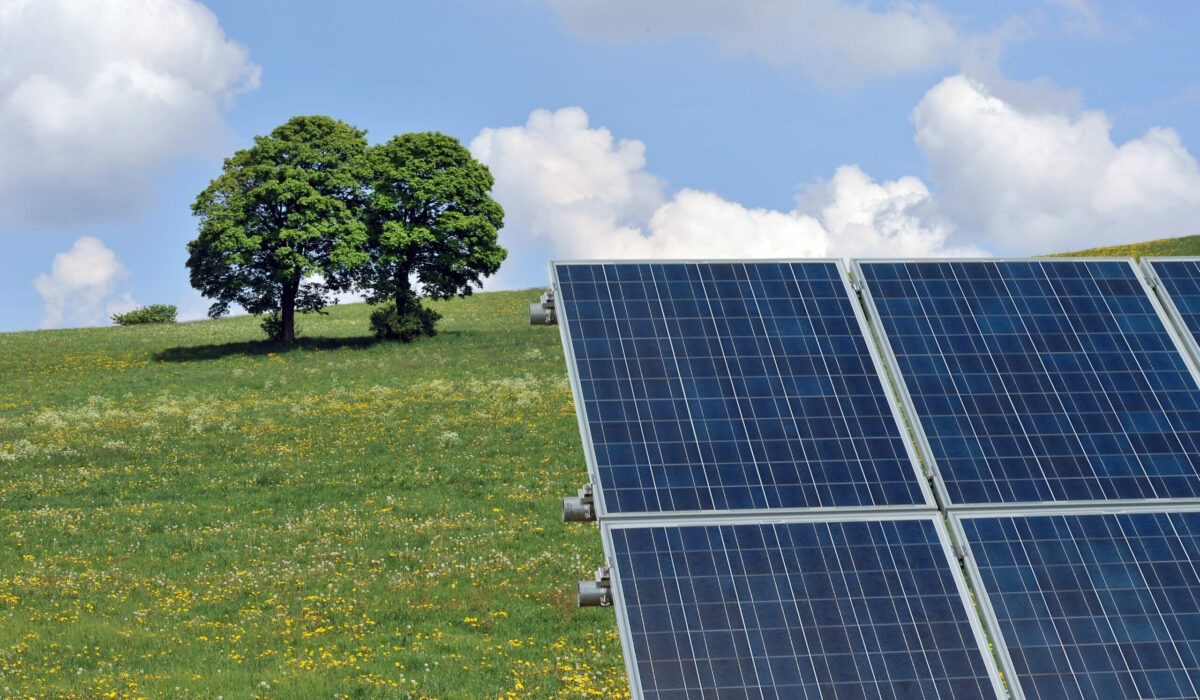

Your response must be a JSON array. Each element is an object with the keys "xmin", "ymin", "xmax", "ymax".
[
  {"xmin": 1050, "ymin": 233, "xmax": 1200, "ymax": 259},
  {"xmin": 0, "ymin": 293, "xmax": 627, "ymax": 698}
]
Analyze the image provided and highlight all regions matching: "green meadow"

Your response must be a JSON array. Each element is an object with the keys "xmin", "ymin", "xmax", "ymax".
[
  {"xmin": 1047, "ymin": 232, "xmax": 1200, "ymax": 259},
  {"xmin": 0, "ymin": 291, "xmax": 626, "ymax": 699}
]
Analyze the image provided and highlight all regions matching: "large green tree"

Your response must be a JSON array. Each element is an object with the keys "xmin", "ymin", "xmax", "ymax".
[
  {"xmin": 187, "ymin": 115, "xmax": 369, "ymax": 343},
  {"xmin": 359, "ymin": 132, "xmax": 505, "ymax": 338}
]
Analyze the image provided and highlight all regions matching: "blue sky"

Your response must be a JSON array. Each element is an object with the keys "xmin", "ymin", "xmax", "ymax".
[{"xmin": 4, "ymin": 0, "xmax": 1200, "ymax": 332}]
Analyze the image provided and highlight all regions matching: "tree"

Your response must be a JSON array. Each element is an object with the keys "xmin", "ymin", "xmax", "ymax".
[
  {"xmin": 358, "ymin": 132, "xmax": 505, "ymax": 339},
  {"xmin": 186, "ymin": 115, "xmax": 369, "ymax": 343}
]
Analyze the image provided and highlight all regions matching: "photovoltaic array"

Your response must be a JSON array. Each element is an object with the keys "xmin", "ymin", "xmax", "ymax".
[
  {"xmin": 955, "ymin": 508, "xmax": 1200, "ymax": 700},
  {"xmin": 609, "ymin": 516, "xmax": 1001, "ymax": 699},
  {"xmin": 857, "ymin": 259, "xmax": 1200, "ymax": 506},
  {"xmin": 1146, "ymin": 257, "xmax": 1200, "ymax": 366},
  {"xmin": 548, "ymin": 256, "xmax": 1200, "ymax": 699},
  {"xmin": 554, "ymin": 261, "xmax": 928, "ymax": 514}
]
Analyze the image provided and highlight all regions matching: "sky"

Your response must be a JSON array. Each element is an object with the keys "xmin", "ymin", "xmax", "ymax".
[{"xmin": 3, "ymin": 0, "xmax": 1200, "ymax": 332}]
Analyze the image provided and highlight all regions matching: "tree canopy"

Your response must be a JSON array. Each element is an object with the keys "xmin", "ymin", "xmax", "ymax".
[
  {"xmin": 359, "ymin": 132, "xmax": 506, "ymax": 330},
  {"xmin": 187, "ymin": 119, "xmax": 505, "ymax": 343},
  {"xmin": 186, "ymin": 115, "xmax": 369, "ymax": 343}
]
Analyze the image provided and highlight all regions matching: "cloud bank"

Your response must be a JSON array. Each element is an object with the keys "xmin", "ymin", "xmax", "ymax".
[
  {"xmin": 0, "ymin": 0, "xmax": 260, "ymax": 227},
  {"xmin": 472, "ymin": 79, "xmax": 1200, "ymax": 285},
  {"xmin": 544, "ymin": 0, "xmax": 960, "ymax": 84},
  {"xmin": 470, "ymin": 107, "xmax": 977, "ymax": 286},
  {"xmin": 914, "ymin": 75, "xmax": 1200, "ymax": 254},
  {"xmin": 33, "ymin": 236, "xmax": 136, "ymax": 329}
]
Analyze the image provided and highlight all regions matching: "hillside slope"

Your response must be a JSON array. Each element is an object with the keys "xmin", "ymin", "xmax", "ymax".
[
  {"xmin": 1049, "ymin": 233, "xmax": 1200, "ymax": 259},
  {"xmin": 0, "ymin": 293, "xmax": 626, "ymax": 698}
]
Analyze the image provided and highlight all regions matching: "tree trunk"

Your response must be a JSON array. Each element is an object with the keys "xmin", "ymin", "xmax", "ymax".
[
  {"xmin": 394, "ymin": 272, "xmax": 412, "ymax": 317},
  {"xmin": 281, "ymin": 281, "xmax": 298, "ymax": 343}
]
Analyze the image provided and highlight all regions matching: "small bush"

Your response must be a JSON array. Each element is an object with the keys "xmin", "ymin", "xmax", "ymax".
[
  {"xmin": 260, "ymin": 312, "xmax": 285, "ymax": 342},
  {"xmin": 369, "ymin": 302, "xmax": 441, "ymax": 342},
  {"xmin": 111, "ymin": 304, "xmax": 177, "ymax": 325}
]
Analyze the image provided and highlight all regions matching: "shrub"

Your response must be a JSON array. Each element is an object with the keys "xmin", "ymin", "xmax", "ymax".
[
  {"xmin": 111, "ymin": 304, "xmax": 177, "ymax": 325},
  {"xmin": 369, "ymin": 302, "xmax": 441, "ymax": 342},
  {"xmin": 259, "ymin": 312, "xmax": 285, "ymax": 342}
]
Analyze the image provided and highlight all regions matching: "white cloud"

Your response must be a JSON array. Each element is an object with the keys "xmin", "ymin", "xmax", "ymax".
[
  {"xmin": 0, "ymin": 0, "xmax": 260, "ymax": 227},
  {"xmin": 470, "ymin": 107, "xmax": 977, "ymax": 287},
  {"xmin": 544, "ymin": 0, "xmax": 961, "ymax": 83},
  {"xmin": 913, "ymin": 75, "xmax": 1200, "ymax": 253},
  {"xmin": 471, "ymin": 80, "xmax": 1200, "ymax": 286},
  {"xmin": 33, "ymin": 236, "xmax": 136, "ymax": 329}
]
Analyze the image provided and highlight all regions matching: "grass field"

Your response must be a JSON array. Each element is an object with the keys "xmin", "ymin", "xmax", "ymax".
[
  {"xmin": 0, "ymin": 292, "xmax": 628, "ymax": 699},
  {"xmin": 1050, "ymin": 233, "xmax": 1200, "ymax": 259}
]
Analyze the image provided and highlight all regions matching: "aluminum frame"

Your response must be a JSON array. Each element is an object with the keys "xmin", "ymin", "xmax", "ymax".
[
  {"xmin": 851, "ymin": 256, "xmax": 1200, "ymax": 510},
  {"xmin": 548, "ymin": 258, "xmax": 938, "ymax": 521},
  {"xmin": 948, "ymin": 501, "xmax": 1200, "ymax": 700},
  {"xmin": 604, "ymin": 510, "xmax": 1010, "ymax": 700},
  {"xmin": 1141, "ymin": 257, "xmax": 1200, "ymax": 373}
]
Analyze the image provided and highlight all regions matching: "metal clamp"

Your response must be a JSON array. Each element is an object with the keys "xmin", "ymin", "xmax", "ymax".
[
  {"xmin": 563, "ymin": 483, "xmax": 596, "ymax": 522},
  {"xmin": 529, "ymin": 290, "xmax": 557, "ymax": 325},
  {"xmin": 577, "ymin": 565, "xmax": 612, "ymax": 607}
]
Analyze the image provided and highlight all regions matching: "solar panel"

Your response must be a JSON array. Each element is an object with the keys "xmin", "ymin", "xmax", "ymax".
[
  {"xmin": 855, "ymin": 259, "xmax": 1200, "ymax": 506},
  {"xmin": 954, "ymin": 507, "xmax": 1200, "ymax": 700},
  {"xmin": 1144, "ymin": 258, "xmax": 1200, "ymax": 369},
  {"xmin": 553, "ymin": 261, "xmax": 931, "ymax": 515},
  {"xmin": 608, "ymin": 514, "xmax": 1005, "ymax": 699}
]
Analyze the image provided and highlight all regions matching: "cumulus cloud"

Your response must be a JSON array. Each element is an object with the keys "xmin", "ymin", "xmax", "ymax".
[
  {"xmin": 471, "ymin": 81, "xmax": 1200, "ymax": 287},
  {"xmin": 913, "ymin": 75, "xmax": 1200, "ymax": 253},
  {"xmin": 33, "ymin": 236, "xmax": 136, "ymax": 329},
  {"xmin": 470, "ymin": 107, "xmax": 977, "ymax": 287},
  {"xmin": 544, "ymin": 0, "xmax": 961, "ymax": 83},
  {"xmin": 0, "ymin": 0, "xmax": 260, "ymax": 227}
]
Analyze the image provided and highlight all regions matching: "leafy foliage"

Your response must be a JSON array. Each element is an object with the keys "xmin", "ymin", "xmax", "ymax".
[
  {"xmin": 368, "ymin": 294, "xmax": 441, "ymax": 342},
  {"xmin": 258, "ymin": 312, "xmax": 286, "ymax": 342},
  {"xmin": 186, "ymin": 115, "xmax": 370, "ymax": 343},
  {"xmin": 359, "ymin": 132, "xmax": 506, "ymax": 325},
  {"xmin": 111, "ymin": 304, "xmax": 177, "ymax": 325}
]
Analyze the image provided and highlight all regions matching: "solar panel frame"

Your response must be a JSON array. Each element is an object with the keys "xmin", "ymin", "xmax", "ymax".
[
  {"xmin": 950, "ymin": 502, "xmax": 1200, "ymax": 700},
  {"xmin": 1143, "ymin": 257, "xmax": 1200, "ymax": 373},
  {"xmin": 852, "ymin": 257, "xmax": 1200, "ymax": 509},
  {"xmin": 604, "ymin": 511, "xmax": 1009, "ymax": 699},
  {"xmin": 550, "ymin": 259, "xmax": 937, "ymax": 519}
]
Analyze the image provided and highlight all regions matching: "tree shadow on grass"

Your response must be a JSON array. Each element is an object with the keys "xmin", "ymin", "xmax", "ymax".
[{"xmin": 154, "ymin": 335, "xmax": 380, "ymax": 362}]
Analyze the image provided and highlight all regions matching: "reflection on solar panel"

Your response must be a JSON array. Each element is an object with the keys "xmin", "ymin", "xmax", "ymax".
[
  {"xmin": 554, "ymin": 261, "xmax": 929, "ymax": 515},
  {"xmin": 857, "ymin": 259, "xmax": 1200, "ymax": 506},
  {"xmin": 1146, "ymin": 258, "xmax": 1200, "ymax": 366},
  {"xmin": 956, "ymin": 509, "xmax": 1200, "ymax": 700},
  {"xmin": 609, "ymin": 516, "xmax": 1002, "ymax": 699}
]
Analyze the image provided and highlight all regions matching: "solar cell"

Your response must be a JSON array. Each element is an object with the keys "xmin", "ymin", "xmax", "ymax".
[
  {"xmin": 608, "ymin": 515, "xmax": 1004, "ymax": 699},
  {"xmin": 856, "ymin": 259, "xmax": 1200, "ymax": 506},
  {"xmin": 553, "ymin": 261, "xmax": 930, "ymax": 515},
  {"xmin": 955, "ymin": 507, "xmax": 1200, "ymax": 700},
  {"xmin": 1145, "ymin": 258, "xmax": 1200, "ymax": 369}
]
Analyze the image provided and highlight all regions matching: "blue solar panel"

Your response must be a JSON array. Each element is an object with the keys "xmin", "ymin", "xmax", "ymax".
[
  {"xmin": 609, "ymin": 516, "xmax": 1002, "ymax": 699},
  {"xmin": 958, "ymin": 510, "xmax": 1200, "ymax": 700},
  {"xmin": 1147, "ymin": 258, "xmax": 1200, "ymax": 360},
  {"xmin": 554, "ymin": 261, "xmax": 928, "ymax": 514},
  {"xmin": 858, "ymin": 259, "xmax": 1200, "ymax": 506}
]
